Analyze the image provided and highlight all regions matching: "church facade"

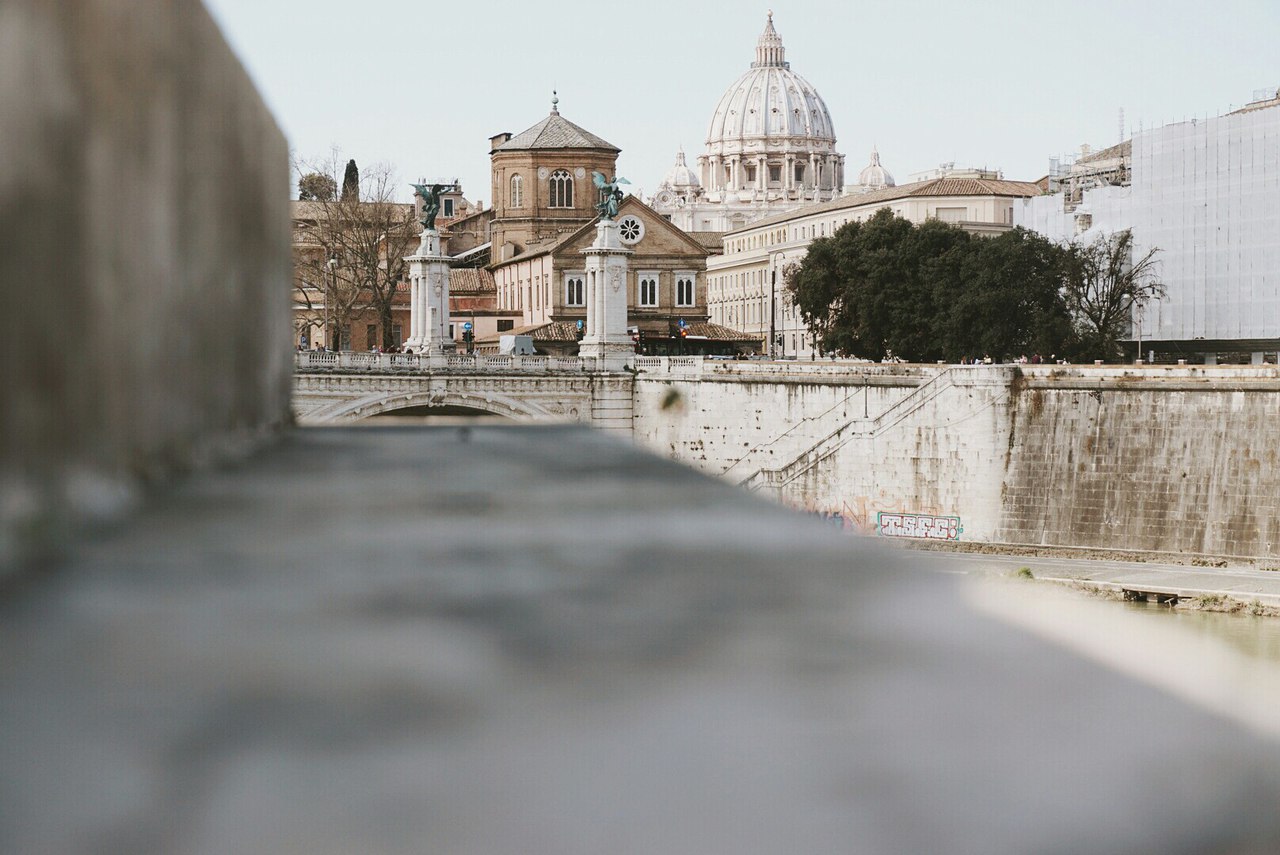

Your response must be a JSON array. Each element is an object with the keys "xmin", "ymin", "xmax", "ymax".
[
  {"xmin": 651, "ymin": 13, "xmax": 845, "ymax": 233},
  {"xmin": 485, "ymin": 101, "xmax": 756, "ymax": 356}
]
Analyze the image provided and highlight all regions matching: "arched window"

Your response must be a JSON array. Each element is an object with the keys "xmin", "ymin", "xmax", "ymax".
[
  {"xmin": 549, "ymin": 170, "xmax": 573, "ymax": 208},
  {"xmin": 510, "ymin": 174, "xmax": 523, "ymax": 208}
]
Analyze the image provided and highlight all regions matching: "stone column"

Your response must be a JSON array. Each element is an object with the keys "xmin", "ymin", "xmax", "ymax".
[
  {"xmin": 403, "ymin": 228, "xmax": 455, "ymax": 353},
  {"xmin": 579, "ymin": 219, "xmax": 634, "ymax": 370}
]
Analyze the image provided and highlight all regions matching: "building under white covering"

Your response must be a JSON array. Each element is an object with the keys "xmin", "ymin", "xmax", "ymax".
[
  {"xmin": 1016, "ymin": 89, "xmax": 1280, "ymax": 363},
  {"xmin": 651, "ymin": 12, "xmax": 845, "ymax": 233}
]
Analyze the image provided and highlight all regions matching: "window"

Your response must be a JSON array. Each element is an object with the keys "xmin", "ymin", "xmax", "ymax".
[
  {"xmin": 769, "ymin": 164, "xmax": 781, "ymax": 183},
  {"xmin": 794, "ymin": 163, "xmax": 805, "ymax": 183},
  {"xmin": 549, "ymin": 169, "xmax": 573, "ymax": 207},
  {"xmin": 392, "ymin": 324, "xmax": 402, "ymax": 346},
  {"xmin": 564, "ymin": 273, "xmax": 585, "ymax": 307},
  {"xmin": 443, "ymin": 199, "xmax": 454, "ymax": 217},
  {"xmin": 617, "ymin": 216, "xmax": 644, "ymax": 244},
  {"xmin": 745, "ymin": 165, "xmax": 757, "ymax": 184},
  {"xmin": 497, "ymin": 319, "xmax": 514, "ymax": 332},
  {"xmin": 510, "ymin": 173, "xmax": 523, "ymax": 208},
  {"xmin": 366, "ymin": 324, "xmax": 377, "ymax": 350},
  {"xmin": 448, "ymin": 324, "xmax": 455, "ymax": 339},
  {"xmin": 639, "ymin": 274, "xmax": 658, "ymax": 307},
  {"xmin": 676, "ymin": 274, "xmax": 695, "ymax": 308}
]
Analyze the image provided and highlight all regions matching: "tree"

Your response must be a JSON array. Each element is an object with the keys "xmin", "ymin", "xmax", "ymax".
[
  {"xmin": 341, "ymin": 159, "xmax": 359, "ymax": 201},
  {"xmin": 297, "ymin": 172, "xmax": 336, "ymax": 201},
  {"xmin": 790, "ymin": 209, "xmax": 953, "ymax": 361},
  {"xmin": 1062, "ymin": 230, "xmax": 1162, "ymax": 361},
  {"xmin": 941, "ymin": 228, "xmax": 1073, "ymax": 362},
  {"xmin": 293, "ymin": 155, "xmax": 417, "ymax": 350},
  {"xmin": 790, "ymin": 210, "xmax": 1075, "ymax": 362}
]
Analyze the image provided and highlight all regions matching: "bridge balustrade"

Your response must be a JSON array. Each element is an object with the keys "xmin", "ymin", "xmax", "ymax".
[{"xmin": 294, "ymin": 351, "xmax": 594, "ymax": 374}]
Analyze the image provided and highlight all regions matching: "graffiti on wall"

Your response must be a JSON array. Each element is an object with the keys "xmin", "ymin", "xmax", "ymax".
[{"xmin": 876, "ymin": 512, "xmax": 962, "ymax": 541}]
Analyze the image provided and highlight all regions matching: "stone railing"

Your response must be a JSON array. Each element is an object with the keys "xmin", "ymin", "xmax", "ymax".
[
  {"xmin": 632, "ymin": 356, "xmax": 704, "ymax": 374},
  {"xmin": 295, "ymin": 351, "xmax": 591, "ymax": 373},
  {"xmin": 297, "ymin": 352, "xmax": 714, "ymax": 375}
]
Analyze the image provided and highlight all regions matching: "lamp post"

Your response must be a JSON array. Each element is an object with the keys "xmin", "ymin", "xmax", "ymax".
[
  {"xmin": 769, "ymin": 266, "xmax": 777, "ymax": 360},
  {"xmin": 325, "ymin": 258, "xmax": 336, "ymax": 350},
  {"xmin": 1135, "ymin": 298, "xmax": 1151, "ymax": 364},
  {"xmin": 771, "ymin": 253, "xmax": 785, "ymax": 360}
]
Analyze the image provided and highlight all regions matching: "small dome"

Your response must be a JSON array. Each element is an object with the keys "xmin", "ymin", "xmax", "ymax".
[
  {"xmin": 858, "ymin": 148, "xmax": 895, "ymax": 189},
  {"xmin": 659, "ymin": 149, "xmax": 701, "ymax": 191}
]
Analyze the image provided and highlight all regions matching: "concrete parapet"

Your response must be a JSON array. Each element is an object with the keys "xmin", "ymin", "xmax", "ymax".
[
  {"xmin": 1, "ymin": 0, "xmax": 292, "ymax": 569},
  {"xmin": 4, "ymin": 425, "xmax": 1280, "ymax": 852}
]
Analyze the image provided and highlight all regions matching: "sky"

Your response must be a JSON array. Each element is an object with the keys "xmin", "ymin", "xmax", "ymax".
[{"xmin": 201, "ymin": 0, "xmax": 1280, "ymax": 205}]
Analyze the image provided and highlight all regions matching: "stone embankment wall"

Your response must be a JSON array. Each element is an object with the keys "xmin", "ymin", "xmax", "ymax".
[
  {"xmin": 1, "ymin": 0, "xmax": 292, "ymax": 569},
  {"xmin": 997, "ymin": 366, "xmax": 1280, "ymax": 557},
  {"xmin": 634, "ymin": 364, "xmax": 1280, "ymax": 560}
]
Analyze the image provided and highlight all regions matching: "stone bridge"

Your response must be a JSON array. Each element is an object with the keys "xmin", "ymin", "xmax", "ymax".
[{"xmin": 292, "ymin": 351, "xmax": 640, "ymax": 431}]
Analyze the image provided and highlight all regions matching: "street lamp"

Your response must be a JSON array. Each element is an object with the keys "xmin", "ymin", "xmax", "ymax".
[
  {"xmin": 325, "ymin": 257, "xmax": 337, "ymax": 350},
  {"xmin": 769, "ymin": 266, "xmax": 776, "ymax": 360}
]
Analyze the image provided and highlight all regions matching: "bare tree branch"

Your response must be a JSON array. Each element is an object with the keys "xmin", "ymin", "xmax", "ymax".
[{"xmin": 1064, "ymin": 230, "xmax": 1163, "ymax": 360}]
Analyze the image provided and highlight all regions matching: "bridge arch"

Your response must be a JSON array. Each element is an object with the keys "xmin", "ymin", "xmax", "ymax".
[{"xmin": 320, "ymin": 389, "xmax": 562, "ymax": 423}]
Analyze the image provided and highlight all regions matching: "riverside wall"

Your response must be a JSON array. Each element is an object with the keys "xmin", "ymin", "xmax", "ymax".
[{"xmin": 633, "ymin": 363, "xmax": 1280, "ymax": 560}]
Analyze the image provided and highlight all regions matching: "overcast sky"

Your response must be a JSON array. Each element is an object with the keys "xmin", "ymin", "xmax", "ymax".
[{"xmin": 201, "ymin": 0, "xmax": 1280, "ymax": 205}]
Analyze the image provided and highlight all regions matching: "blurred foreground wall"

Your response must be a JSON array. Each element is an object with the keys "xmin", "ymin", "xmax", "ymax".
[{"xmin": 0, "ymin": 0, "xmax": 292, "ymax": 569}]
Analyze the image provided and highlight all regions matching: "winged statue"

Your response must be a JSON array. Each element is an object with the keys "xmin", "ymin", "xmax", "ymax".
[
  {"xmin": 410, "ymin": 182, "xmax": 453, "ymax": 230},
  {"xmin": 591, "ymin": 172, "xmax": 630, "ymax": 220}
]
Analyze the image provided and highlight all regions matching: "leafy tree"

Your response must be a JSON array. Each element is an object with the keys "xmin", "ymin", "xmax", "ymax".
[
  {"xmin": 1062, "ymin": 230, "xmax": 1162, "ymax": 361},
  {"xmin": 293, "ymin": 155, "xmax": 416, "ymax": 350},
  {"xmin": 941, "ymin": 227, "xmax": 1073, "ymax": 362},
  {"xmin": 297, "ymin": 172, "xmax": 337, "ymax": 201},
  {"xmin": 341, "ymin": 159, "xmax": 360, "ymax": 201},
  {"xmin": 790, "ymin": 209, "xmax": 1072, "ymax": 362}
]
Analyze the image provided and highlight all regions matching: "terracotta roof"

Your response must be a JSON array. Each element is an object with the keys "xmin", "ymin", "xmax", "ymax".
[
  {"xmin": 686, "ymin": 231, "xmax": 726, "ymax": 251},
  {"xmin": 1078, "ymin": 139, "xmax": 1131, "ymax": 164},
  {"xmin": 497, "ymin": 111, "xmax": 620, "ymax": 152},
  {"xmin": 1230, "ymin": 92, "xmax": 1280, "ymax": 115},
  {"xmin": 474, "ymin": 321, "xmax": 580, "ymax": 345},
  {"xmin": 290, "ymin": 199, "xmax": 414, "ymax": 220},
  {"xmin": 683, "ymin": 321, "xmax": 759, "ymax": 342},
  {"xmin": 497, "ymin": 233, "xmax": 578, "ymax": 266},
  {"xmin": 448, "ymin": 268, "xmax": 495, "ymax": 295},
  {"xmin": 731, "ymin": 177, "xmax": 1044, "ymax": 234}
]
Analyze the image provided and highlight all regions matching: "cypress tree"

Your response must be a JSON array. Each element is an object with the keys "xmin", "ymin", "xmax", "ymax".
[{"xmin": 341, "ymin": 159, "xmax": 359, "ymax": 201}]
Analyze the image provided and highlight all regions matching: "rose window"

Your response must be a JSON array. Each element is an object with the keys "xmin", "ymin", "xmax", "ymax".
[{"xmin": 618, "ymin": 216, "xmax": 644, "ymax": 244}]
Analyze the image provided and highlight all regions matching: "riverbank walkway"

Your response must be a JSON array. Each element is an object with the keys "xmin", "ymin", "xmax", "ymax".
[
  {"xmin": 5, "ymin": 424, "xmax": 1280, "ymax": 853},
  {"xmin": 926, "ymin": 549, "xmax": 1280, "ymax": 606}
]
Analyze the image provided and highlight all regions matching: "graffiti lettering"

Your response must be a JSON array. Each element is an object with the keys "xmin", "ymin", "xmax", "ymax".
[{"xmin": 877, "ymin": 512, "xmax": 962, "ymax": 541}]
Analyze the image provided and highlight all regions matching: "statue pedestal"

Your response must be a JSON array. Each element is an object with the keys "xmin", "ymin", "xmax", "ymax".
[
  {"xmin": 579, "ymin": 220, "xmax": 634, "ymax": 369},
  {"xmin": 403, "ymin": 229, "xmax": 455, "ymax": 353}
]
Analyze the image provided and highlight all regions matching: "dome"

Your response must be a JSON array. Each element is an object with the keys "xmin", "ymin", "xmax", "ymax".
[
  {"xmin": 659, "ymin": 149, "xmax": 701, "ymax": 191},
  {"xmin": 704, "ymin": 13, "xmax": 836, "ymax": 153},
  {"xmin": 857, "ymin": 148, "xmax": 895, "ymax": 189}
]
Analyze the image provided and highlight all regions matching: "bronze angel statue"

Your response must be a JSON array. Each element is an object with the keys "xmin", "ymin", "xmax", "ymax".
[
  {"xmin": 591, "ymin": 172, "xmax": 630, "ymax": 220},
  {"xmin": 410, "ymin": 182, "xmax": 452, "ymax": 230}
]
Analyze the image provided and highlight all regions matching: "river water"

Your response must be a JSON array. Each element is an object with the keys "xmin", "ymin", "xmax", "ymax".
[{"xmin": 1120, "ymin": 600, "xmax": 1280, "ymax": 662}]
